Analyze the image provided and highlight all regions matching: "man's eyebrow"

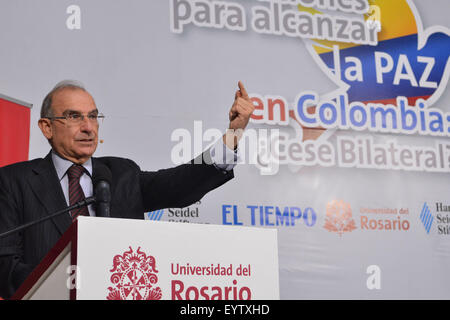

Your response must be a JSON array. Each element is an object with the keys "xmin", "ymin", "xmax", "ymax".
[
  {"xmin": 62, "ymin": 109, "xmax": 80, "ymax": 115},
  {"xmin": 62, "ymin": 108, "xmax": 98, "ymax": 115}
]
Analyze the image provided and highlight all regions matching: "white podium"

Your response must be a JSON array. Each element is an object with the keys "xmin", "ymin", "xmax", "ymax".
[{"xmin": 13, "ymin": 216, "xmax": 279, "ymax": 300}]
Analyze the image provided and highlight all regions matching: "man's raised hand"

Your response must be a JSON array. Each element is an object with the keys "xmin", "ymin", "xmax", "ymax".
[
  {"xmin": 228, "ymin": 81, "xmax": 254, "ymax": 131},
  {"xmin": 223, "ymin": 81, "xmax": 255, "ymax": 150}
]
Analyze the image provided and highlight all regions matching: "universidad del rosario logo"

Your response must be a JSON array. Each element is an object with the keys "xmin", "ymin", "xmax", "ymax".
[{"xmin": 107, "ymin": 247, "xmax": 162, "ymax": 300}]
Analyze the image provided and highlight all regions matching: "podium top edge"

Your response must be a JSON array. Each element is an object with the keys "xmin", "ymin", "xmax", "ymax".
[
  {"xmin": 77, "ymin": 216, "xmax": 279, "ymax": 234},
  {"xmin": 0, "ymin": 93, "xmax": 33, "ymax": 109}
]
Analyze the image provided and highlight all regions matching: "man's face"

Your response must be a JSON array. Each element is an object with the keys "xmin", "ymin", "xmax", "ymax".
[{"xmin": 38, "ymin": 88, "xmax": 99, "ymax": 164}]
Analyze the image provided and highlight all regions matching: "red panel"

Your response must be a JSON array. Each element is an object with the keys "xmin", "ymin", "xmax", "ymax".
[{"xmin": 0, "ymin": 98, "xmax": 31, "ymax": 167}]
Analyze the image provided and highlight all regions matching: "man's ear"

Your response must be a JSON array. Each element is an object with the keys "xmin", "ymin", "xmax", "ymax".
[{"xmin": 38, "ymin": 118, "xmax": 53, "ymax": 140}]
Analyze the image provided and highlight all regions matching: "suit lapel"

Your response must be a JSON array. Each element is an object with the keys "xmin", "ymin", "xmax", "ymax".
[{"xmin": 29, "ymin": 151, "xmax": 73, "ymax": 235}]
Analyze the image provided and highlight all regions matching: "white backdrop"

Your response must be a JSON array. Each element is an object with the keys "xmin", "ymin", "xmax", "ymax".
[{"xmin": 0, "ymin": 0, "xmax": 449, "ymax": 299}]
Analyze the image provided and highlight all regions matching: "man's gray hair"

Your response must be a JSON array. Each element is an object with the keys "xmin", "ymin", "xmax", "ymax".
[{"xmin": 40, "ymin": 80, "xmax": 87, "ymax": 118}]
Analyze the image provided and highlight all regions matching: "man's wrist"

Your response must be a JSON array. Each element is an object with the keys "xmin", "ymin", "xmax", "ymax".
[
  {"xmin": 210, "ymin": 135, "xmax": 241, "ymax": 172},
  {"xmin": 222, "ymin": 128, "xmax": 244, "ymax": 151}
]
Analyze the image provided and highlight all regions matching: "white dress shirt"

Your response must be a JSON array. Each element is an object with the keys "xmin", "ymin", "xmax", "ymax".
[{"xmin": 52, "ymin": 151, "xmax": 95, "ymax": 216}]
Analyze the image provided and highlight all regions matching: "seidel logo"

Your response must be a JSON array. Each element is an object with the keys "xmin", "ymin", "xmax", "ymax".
[
  {"xmin": 323, "ymin": 200, "xmax": 357, "ymax": 236},
  {"xmin": 107, "ymin": 247, "xmax": 162, "ymax": 300}
]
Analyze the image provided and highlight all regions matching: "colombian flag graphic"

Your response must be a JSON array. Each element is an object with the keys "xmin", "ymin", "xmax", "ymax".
[{"xmin": 307, "ymin": 0, "xmax": 450, "ymax": 106}]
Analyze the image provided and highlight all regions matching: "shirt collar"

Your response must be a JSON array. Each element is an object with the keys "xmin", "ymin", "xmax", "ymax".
[{"xmin": 52, "ymin": 150, "xmax": 93, "ymax": 181}]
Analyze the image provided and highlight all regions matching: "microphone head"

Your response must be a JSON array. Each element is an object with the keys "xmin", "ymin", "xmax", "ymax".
[
  {"xmin": 93, "ymin": 165, "xmax": 112, "ymax": 218},
  {"xmin": 93, "ymin": 165, "xmax": 112, "ymax": 186}
]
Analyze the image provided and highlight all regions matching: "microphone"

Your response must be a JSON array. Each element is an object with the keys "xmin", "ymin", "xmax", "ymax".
[
  {"xmin": 93, "ymin": 166, "xmax": 112, "ymax": 218},
  {"xmin": 0, "ymin": 197, "xmax": 95, "ymax": 239}
]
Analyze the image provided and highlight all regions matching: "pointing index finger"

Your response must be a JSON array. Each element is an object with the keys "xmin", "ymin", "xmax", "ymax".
[{"xmin": 238, "ymin": 81, "xmax": 249, "ymax": 99}]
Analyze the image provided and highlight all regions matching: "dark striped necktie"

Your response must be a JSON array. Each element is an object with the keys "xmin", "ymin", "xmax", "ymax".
[{"xmin": 67, "ymin": 164, "xmax": 89, "ymax": 221}]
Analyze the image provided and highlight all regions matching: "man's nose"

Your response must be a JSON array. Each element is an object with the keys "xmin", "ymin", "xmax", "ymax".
[{"xmin": 79, "ymin": 115, "xmax": 95, "ymax": 132}]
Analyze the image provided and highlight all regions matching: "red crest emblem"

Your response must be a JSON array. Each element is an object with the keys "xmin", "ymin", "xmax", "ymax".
[
  {"xmin": 323, "ymin": 200, "xmax": 357, "ymax": 236},
  {"xmin": 106, "ymin": 247, "xmax": 162, "ymax": 300}
]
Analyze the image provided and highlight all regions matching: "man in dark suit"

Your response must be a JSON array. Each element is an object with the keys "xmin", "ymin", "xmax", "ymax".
[{"xmin": 0, "ymin": 80, "xmax": 255, "ymax": 299}]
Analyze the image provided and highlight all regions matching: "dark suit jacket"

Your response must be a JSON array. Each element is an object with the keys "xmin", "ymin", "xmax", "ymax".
[{"xmin": 0, "ymin": 150, "xmax": 233, "ymax": 298}]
